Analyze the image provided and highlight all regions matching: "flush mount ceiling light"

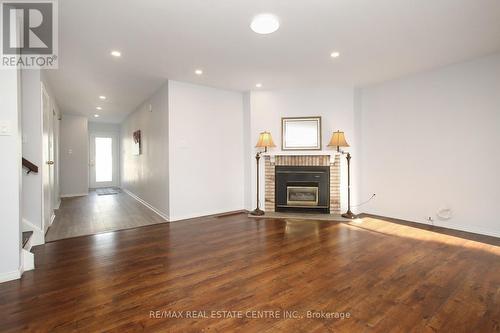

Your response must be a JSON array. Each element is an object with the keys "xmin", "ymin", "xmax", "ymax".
[
  {"xmin": 255, "ymin": 83, "xmax": 262, "ymax": 88},
  {"xmin": 330, "ymin": 51, "xmax": 340, "ymax": 58},
  {"xmin": 250, "ymin": 14, "xmax": 280, "ymax": 34},
  {"xmin": 94, "ymin": 114, "xmax": 100, "ymax": 118},
  {"xmin": 96, "ymin": 106, "xmax": 102, "ymax": 110},
  {"xmin": 195, "ymin": 69, "xmax": 203, "ymax": 75},
  {"xmin": 99, "ymin": 95, "xmax": 106, "ymax": 100},
  {"xmin": 110, "ymin": 50, "xmax": 121, "ymax": 57}
]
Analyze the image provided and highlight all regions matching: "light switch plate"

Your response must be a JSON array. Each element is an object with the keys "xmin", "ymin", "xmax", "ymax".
[{"xmin": 0, "ymin": 120, "xmax": 12, "ymax": 136}]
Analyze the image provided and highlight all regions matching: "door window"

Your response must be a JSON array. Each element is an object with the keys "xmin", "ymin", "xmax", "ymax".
[{"xmin": 95, "ymin": 137, "xmax": 113, "ymax": 182}]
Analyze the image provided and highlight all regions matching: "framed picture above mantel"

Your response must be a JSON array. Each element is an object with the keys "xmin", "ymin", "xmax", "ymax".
[{"xmin": 281, "ymin": 116, "xmax": 322, "ymax": 150}]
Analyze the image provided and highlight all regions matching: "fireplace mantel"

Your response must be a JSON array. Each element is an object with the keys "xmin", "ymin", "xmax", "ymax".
[
  {"xmin": 262, "ymin": 151, "xmax": 341, "ymax": 157},
  {"xmin": 262, "ymin": 151, "xmax": 341, "ymax": 166}
]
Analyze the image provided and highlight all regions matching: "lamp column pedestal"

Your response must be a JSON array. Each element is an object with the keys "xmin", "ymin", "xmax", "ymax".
[
  {"xmin": 250, "ymin": 152, "xmax": 265, "ymax": 216},
  {"xmin": 342, "ymin": 152, "xmax": 357, "ymax": 219}
]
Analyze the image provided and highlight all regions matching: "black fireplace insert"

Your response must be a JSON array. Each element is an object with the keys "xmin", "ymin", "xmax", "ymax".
[{"xmin": 275, "ymin": 165, "xmax": 330, "ymax": 214}]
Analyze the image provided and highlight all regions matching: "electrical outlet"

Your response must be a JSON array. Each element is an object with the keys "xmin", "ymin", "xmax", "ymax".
[{"xmin": 0, "ymin": 120, "xmax": 12, "ymax": 136}]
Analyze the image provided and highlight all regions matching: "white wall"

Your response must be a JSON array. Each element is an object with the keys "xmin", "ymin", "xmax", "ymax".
[
  {"xmin": 21, "ymin": 70, "xmax": 43, "ymax": 230},
  {"xmin": 168, "ymin": 81, "xmax": 245, "ymax": 221},
  {"xmin": 0, "ymin": 68, "xmax": 22, "ymax": 282},
  {"xmin": 358, "ymin": 53, "xmax": 500, "ymax": 237},
  {"xmin": 242, "ymin": 92, "xmax": 252, "ymax": 210},
  {"xmin": 60, "ymin": 114, "xmax": 89, "ymax": 196},
  {"xmin": 121, "ymin": 84, "xmax": 169, "ymax": 218},
  {"xmin": 89, "ymin": 122, "xmax": 121, "ymax": 133},
  {"xmin": 246, "ymin": 86, "xmax": 358, "ymax": 213}
]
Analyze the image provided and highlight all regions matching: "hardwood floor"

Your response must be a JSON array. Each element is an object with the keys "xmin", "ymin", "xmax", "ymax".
[
  {"xmin": 46, "ymin": 190, "xmax": 166, "ymax": 242},
  {"xmin": 1, "ymin": 213, "xmax": 499, "ymax": 332}
]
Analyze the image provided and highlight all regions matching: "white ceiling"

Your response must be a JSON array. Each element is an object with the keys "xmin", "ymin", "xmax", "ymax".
[{"xmin": 46, "ymin": 0, "xmax": 500, "ymax": 123}]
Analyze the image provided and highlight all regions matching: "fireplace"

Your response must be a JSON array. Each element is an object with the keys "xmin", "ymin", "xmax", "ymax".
[
  {"xmin": 275, "ymin": 166, "xmax": 330, "ymax": 213},
  {"xmin": 287, "ymin": 186, "xmax": 319, "ymax": 206}
]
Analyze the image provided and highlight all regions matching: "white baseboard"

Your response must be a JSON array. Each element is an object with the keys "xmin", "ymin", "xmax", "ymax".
[
  {"xmin": 22, "ymin": 249, "xmax": 34, "ymax": 272},
  {"xmin": 121, "ymin": 188, "xmax": 169, "ymax": 221},
  {"xmin": 50, "ymin": 213, "xmax": 55, "ymax": 226},
  {"xmin": 364, "ymin": 212, "xmax": 500, "ymax": 238},
  {"xmin": 0, "ymin": 269, "xmax": 21, "ymax": 283},
  {"xmin": 60, "ymin": 192, "xmax": 88, "ymax": 198},
  {"xmin": 169, "ymin": 208, "xmax": 246, "ymax": 222},
  {"xmin": 117, "ymin": 189, "xmax": 242, "ymax": 223},
  {"xmin": 22, "ymin": 219, "xmax": 45, "ymax": 246},
  {"xmin": 431, "ymin": 221, "xmax": 500, "ymax": 238}
]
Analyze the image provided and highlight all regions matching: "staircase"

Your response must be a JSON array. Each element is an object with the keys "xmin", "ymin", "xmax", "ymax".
[
  {"xmin": 22, "ymin": 231, "xmax": 35, "ymax": 272},
  {"xmin": 22, "ymin": 231, "xmax": 33, "ymax": 248}
]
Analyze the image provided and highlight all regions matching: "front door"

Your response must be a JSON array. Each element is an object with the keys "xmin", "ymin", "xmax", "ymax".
[{"xmin": 89, "ymin": 133, "xmax": 118, "ymax": 188}]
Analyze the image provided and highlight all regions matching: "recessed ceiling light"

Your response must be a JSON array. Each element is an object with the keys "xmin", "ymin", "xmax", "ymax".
[
  {"xmin": 99, "ymin": 95, "xmax": 106, "ymax": 100},
  {"xmin": 195, "ymin": 69, "xmax": 203, "ymax": 75},
  {"xmin": 250, "ymin": 14, "xmax": 280, "ymax": 35},
  {"xmin": 110, "ymin": 50, "xmax": 121, "ymax": 57},
  {"xmin": 96, "ymin": 106, "xmax": 102, "ymax": 110},
  {"xmin": 94, "ymin": 114, "xmax": 100, "ymax": 118},
  {"xmin": 330, "ymin": 51, "xmax": 340, "ymax": 58},
  {"xmin": 255, "ymin": 83, "xmax": 262, "ymax": 88}
]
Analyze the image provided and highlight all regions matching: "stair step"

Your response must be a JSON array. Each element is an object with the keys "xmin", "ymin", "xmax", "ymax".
[{"xmin": 22, "ymin": 231, "xmax": 33, "ymax": 249}]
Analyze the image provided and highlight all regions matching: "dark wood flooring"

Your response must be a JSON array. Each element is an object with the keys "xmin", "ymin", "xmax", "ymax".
[{"xmin": 0, "ymin": 213, "xmax": 499, "ymax": 332}]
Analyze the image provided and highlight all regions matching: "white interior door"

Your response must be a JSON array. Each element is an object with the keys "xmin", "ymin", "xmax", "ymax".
[
  {"xmin": 42, "ymin": 84, "xmax": 54, "ymax": 233},
  {"xmin": 89, "ymin": 133, "xmax": 119, "ymax": 188},
  {"xmin": 52, "ymin": 108, "xmax": 59, "ymax": 208}
]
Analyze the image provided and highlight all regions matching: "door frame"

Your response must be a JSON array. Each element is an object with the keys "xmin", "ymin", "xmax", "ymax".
[
  {"xmin": 41, "ymin": 82, "xmax": 54, "ymax": 234},
  {"xmin": 89, "ymin": 131, "xmax": 119, "ymax": 188}
]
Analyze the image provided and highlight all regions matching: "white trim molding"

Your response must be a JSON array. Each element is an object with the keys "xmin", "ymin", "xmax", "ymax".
[
  {"xmin": 121, "ymin": 188, "xmax": 169, "ymax": 221},
  {"xmin": 22, "ymin": 249, "xmax": 34, "ymax": 272},
  {"xmin": 169, "ymin": 209, "xmax": 245, "ymax": 222},
  {"xmin": 364, "ymin": 213, "xmax": 500, "ymax": 239},
  {"xmin": 431, "ymin": 221, "xmax": 500, "ymax": 239},
  {"xmin": 0, "ymin": 269, "xmax": 21, "ymax": 283},
  {"xmin": 60, "ymin": 192, "xmax": 88, "ymax": 198}
]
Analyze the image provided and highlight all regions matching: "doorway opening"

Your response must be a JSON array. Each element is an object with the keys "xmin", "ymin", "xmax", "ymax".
[{"xmin": 89, "ymin": 133, "xmax": 119, "ymax": 188}]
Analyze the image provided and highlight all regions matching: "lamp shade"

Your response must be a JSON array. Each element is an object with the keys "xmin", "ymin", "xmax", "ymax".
[
  {"xmin": 328, "ymin": 131, "xmax": 350, "ymax": 148},
  {"xmin": 255, "ymin": 131, "xmax": 276, "ymax": 148}
]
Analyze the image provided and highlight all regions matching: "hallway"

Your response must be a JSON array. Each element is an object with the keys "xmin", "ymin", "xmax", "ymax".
[{"xmin": 46, "ymin": 190, "xmax": 166, "ymax": 241}]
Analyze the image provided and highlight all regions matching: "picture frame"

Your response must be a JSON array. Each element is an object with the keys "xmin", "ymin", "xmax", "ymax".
[{"xmin": 281, "ymin": 116, "xmax": 322, "ymax": 150}]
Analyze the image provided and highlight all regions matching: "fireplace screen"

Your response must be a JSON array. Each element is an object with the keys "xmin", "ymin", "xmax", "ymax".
[{"xmin": 287, "ymin": 186, "xmax": 319, "ymax": 206}]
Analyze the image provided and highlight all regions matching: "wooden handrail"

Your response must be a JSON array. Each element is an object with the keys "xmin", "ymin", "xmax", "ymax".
[{"xmin": 22, "ymin": 158, "xmax": 38, "ymax": 174}]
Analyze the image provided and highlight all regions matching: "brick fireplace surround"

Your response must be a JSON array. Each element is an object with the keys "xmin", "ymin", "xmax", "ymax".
[{"xmin": 264, "ymin": 154, "xmax": 341, "ymax": 214}]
